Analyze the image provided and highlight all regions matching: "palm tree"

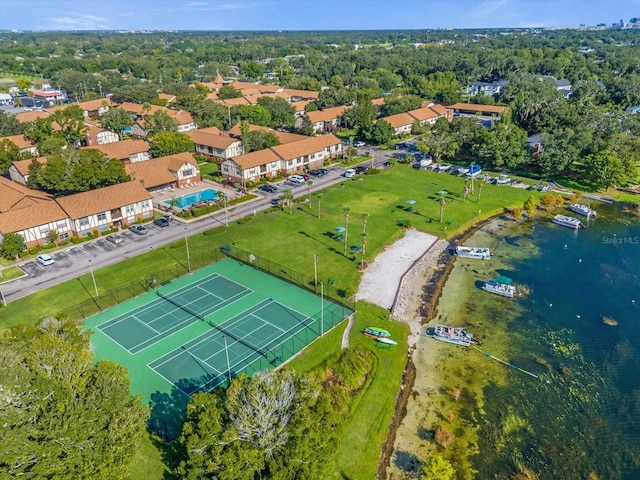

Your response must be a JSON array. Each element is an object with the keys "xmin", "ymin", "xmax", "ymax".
[
  {"xmin": 217, "ymin": 191, "xmax": 228, "ymax": 226},
  {"xmin": 476, "ymin": 181, "xmax": 484, "ymax": 203},
  {"xmin": 280, "ymin": 189, "xmax": 294, "ymax": 215},
  {"xmin": 306, "ymin": 179, "xmax": 313, "ymax": 202},
  {"xmin": 316, "ymin": 193, "xmax": 323, "ymax": 219},
  {"xmin": 343, "ymin": 207, "xmax": 350, "ymax": 256},
  {"xmin": 462, "ymin": 182, "xmax": 470, "ymax": 203},
  {"xmin": 362, "ymin": 212, "xmax": 369, "ymax": 234},
  {"xmin": 439, "ymin": 194, "xmax": 446, "ymax": 223},
  {"xmin": 470, "ymin": 161, "xmax": 476, "ymax": 194},
  {"xmin": 360, "ymin": 232, "xmax": 368, "ymax": 269}
]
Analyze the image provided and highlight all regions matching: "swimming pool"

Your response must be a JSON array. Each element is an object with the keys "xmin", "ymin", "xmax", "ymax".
[{"xmin": 164, "ymin": 189, "xmax": 219, "ymax": 209}]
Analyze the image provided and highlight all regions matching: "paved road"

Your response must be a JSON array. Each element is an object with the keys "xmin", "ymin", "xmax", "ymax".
[{"xmin": 1, "ymin": 158, "xmax": 396, "ymax": 305}]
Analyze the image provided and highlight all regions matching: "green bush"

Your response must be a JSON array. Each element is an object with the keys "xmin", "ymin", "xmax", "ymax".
[
  {"xmin": 41, "ymin": 243, "xmax": 56, "ymax": 250},
  {"xmin": 58, "ymin": 240, "xmax": 70, "ymax": 247},
  {"xmin": 71, "ymin": 237, "xmax": 82, "ymax": 244},
  {"xmin": 28, "ymin": 246, "xmax": 40, "ymax": 255},
  {"xmin": 236, "ymin": 216, "xmax": 254, "ymax": 225},
  {"xmin": 367, "ymin": 168, "xmax": 381, "ymax": 175},
  {"xmin": 262, "ymin": 206, "xmax": 280, "ymax": 214}
]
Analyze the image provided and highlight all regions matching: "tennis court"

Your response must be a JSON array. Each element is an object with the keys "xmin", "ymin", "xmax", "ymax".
[
  {"xmin": 150, "ymin": 298, "xmax": 317, "ymax": 395},
  {"xmin": 97, "ymin": 273, "xmax": 251, "ymax": 354},
  {"xmin": 85, "ymin": 257, "xmax": 352, "ymax": 440}
]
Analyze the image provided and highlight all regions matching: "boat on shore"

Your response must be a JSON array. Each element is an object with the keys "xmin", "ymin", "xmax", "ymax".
[
  {"xmin": 427, "ymin": 325, "xmax": 478, "ymax": 347},
  {"xmin": 454, "ymin": 246, "xmax": 492, "ymax": 260},
  {"xmin": 569, "ymin": 203, "xmax": 597, "ymax": 218},
  {"xmin": 552, "ymin": 214, "xmax": 583, "ymax": 229},
  {"xmin": 482, "ymin": 277, "xmax": 516, "ymax": 298},
  {"xmin": 376, "ymin": 337, "xmax": 398, "ymax": 346},
  {"xmin": 364, "ymin": 327, "xmax": 391, "ymax": 338}
]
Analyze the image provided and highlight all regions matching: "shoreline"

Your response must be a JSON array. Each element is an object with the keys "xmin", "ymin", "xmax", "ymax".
[{"xmin": 374, "ymin": 217, "xmax": 503, "ymax": 479}]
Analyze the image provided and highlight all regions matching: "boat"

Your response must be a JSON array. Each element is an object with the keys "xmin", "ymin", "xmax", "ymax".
[
  {"xmin": 376, "ymin": 337, "xmax": 398, "ymax": 346},
  {"xmin": 427, "ymin": 325, "xmax": 477, "ymax": 347},
  {"xmin": 569, "ymin": 204, "xmax": 597, "ymax": 218},
  {"xmin": 364, "ymin": 327, "xmax": 391, "ymax": 338},
  {"xmin": 454, "ymin": 246, "xmax": 491, "ymax": 260},
  {"xmin": 482, "ymin": 277, "xmax": 516, "ymax": 298},
  {"xmin": 552, "ymin": 214, "xmax": 583, "ymax": 229}
]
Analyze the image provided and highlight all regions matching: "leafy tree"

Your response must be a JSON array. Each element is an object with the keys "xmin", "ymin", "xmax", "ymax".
[
  {"xmin": 487, "ymin": 122, "xmax": 529, "ymax": 169},
  {"xmin": 408, "ymin": 71, "xmax": 460, "ymax": 104},
  {"xmin": 0, "ymin": 317, "xmax": 148, "ymax": 478},
  {"xmin": 417, "ymin": 123, "xmax": 459, "ymax": 161},
  {"xmin": 0, "ymin": 110, "xmax": 24, "ymax": 136},
  {"xmin": 351, "ymin": 92, "xmax": 376, "ymax": 135},
  {"xmin": 422, "ymin": 454, "xmax": 455, "ymax": 480},
  {"xmin": 218, "ymin": 85, "xmax": 243, "ymax": 100},
  {"xmin": 0, "ymin": 232, "xmax": 25, "ymax": 260},
  {"xmin": 585, "ymin": 148, "xmax": 632, "ymax": 190},
  {"xmin": 0, "ymin": 138, "xmax": 23, "ymax": 174},
  {"xmin": 361, "ymin": 120, "xmax": 395, "ymax": 145},
  {"xmin": 241, "ymin": 130, "xmax": 280, "ymax": 153},
  {"xmin": 239, "ymin": 61, "xmax": 266, "ymax": 80},
  {"xmin": 434, "ymin": 426, "xmax": 455, "ymax": 449},
  {"xmin": 256, "ymin": 96, "xmax": 296, "ymax": 128},
  {"xmin": 112, "ymin": 82, "xmax": 159, "ymax": 104},
  {"xmin": 297, "ymin": 115, "xmax": 315, "ymax": 136},
  {"xmin": 26, "ymin": 158, "xmax": 44, "ymax": 189},
  {"xmin": 150, "ymin": 131, "xmax": 194, "ymax": 157},
  {"xmin": 145, "ymin": 109, "xmax": 178, "ymax": 136},
  {"xmin": 379, "ymin": 94, "xmax": 423, "ymax": 116},
  {"xmin": 191, "ymin": 100, "xmax": 229, "ymax": 129},
  {"xmin": 524, "ymin": 195, "xmax": 537, "ymax": 217},
  {"xmin": 280, "ymin": 188, "xmax": 295, "ymax": 215},
  {"xmin": 176, "ymin": 87, "xmax": 207, "ymax": 111},
  {"xmin": 235, "ymin": 104, "xmax": 271, "ymax": 126},
  {"xmin": 23, "ymin": 117, "xmax": 54, "ymax": 144},
  {"xmin": 38, "ymin": 136, "xmax": 68, "ymax": 156},
  {"xmin": 51, "ymin": 105, "xmax": 89, "ymax": 145},
  {"xmin": 100, "ymin": 108, "xmax": 134, "ymax": 134},
  {"xmin": 15, "ymin": 77, "xmax": 31, "ymax": 92}
]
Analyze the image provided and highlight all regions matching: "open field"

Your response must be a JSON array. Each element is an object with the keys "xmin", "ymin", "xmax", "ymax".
[{"xmin": 0, "ymin": 164, "xmax": 541, "ymax": 479}]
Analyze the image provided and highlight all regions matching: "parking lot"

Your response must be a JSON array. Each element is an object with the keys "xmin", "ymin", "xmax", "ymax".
[{"xmin": 17, "ymin": 221, "xmax": 179, "ymax": 279}]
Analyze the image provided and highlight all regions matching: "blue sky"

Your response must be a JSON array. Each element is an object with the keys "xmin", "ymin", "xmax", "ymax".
[{"xmin": 1, "ymin": 0, "xmax": 639, "ymax": 31}]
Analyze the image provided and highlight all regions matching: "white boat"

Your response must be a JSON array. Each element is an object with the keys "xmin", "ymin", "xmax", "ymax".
[
  {"xmin": 454, "ymin": 246, "xmax": 491, "ymax": 260},
  {"xmin": 482, "ymin": 279, "xmax": 516, "ymax": 298},
  {"xmin": 427, "ymin": 325, "xmax": 477, "ymax": 347},
  {"xmin": 376, "ymin": 337, "xmax": 398, "ymax": 346},
  {"xmin": 569, "ymin": 204, "xmax": 597, "ymax": 218},
  {"xmin": 552, "ymin": 214, "xmax": 583, "ymax": 229}
]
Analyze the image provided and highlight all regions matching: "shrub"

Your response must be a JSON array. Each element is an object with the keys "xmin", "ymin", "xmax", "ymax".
[
  {"xmin": 28, "ymin": 246, "xmax": 40, "ymax": 255},
  {"xmin": 367, "ymin": 168, "xmax": 380, "ymax": 175},
  {"xmin": 71, "ymin": 237, "xmax": 82, "ymax": 244},
  {"xmin": 539, "ymin": 193, "xmax": 557, "ymax": 210},
  {"xmin": 236, "ymin": 215, "xmax": 254, "ymax": 225},
  {"xmin": 41, "ymin": 243, "xmax": 56, "ymax": 250},
  {"xmin": 263, "ymin": 206, "xmax": 281, "ymax": 214},
  {"xmin": 58, "ymin": 240, "xmax": 70, "ymax": 247}
]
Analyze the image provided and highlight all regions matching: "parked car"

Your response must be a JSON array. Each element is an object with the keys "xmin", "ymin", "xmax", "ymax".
[
  {"xmin": 153, "ymin": 217, "xmax": 170, "ymax": 227},
  {"xmin": 287, "ymin": 175, "xmax": 305, "ymax": 184},
  {"xmin": 355, "ymin": 165, "xmax": 368, "ymax": 175},
  {"xmin": 106, "ymin": 234, "xmax": 124, "ymax": 244},
  {"xmin": 354, "ymin": 141, "xmax": 366, "ymax": 147},
  {"xmin": 344, "ymin": 168, "xmax": 356, "ymax": 178},
  {"xmin": 129, "ymin": 225, "xmax": 148, "ymax": 235},
  {"xmin": 310, "ymin": 168, "xmax": 328, "ymax": 177},
  {"xmin": 35, "ymin": 254, "xmax": 54, "ymax": 266},
  {"xmin": 259, "ymin": 184, "xmax": 278, "ymax": 193},
  {"xmin": 302, "ymin": 173, "xmax": 310, "ymax": 181}
]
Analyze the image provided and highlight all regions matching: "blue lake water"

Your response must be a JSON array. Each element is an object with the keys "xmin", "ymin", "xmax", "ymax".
[
  {"xmin": 165, "ymin": 189, "xmax": 218, "ymax": 209},
  {"xmin": 464, "ymin": 203, "xmax": 640, "ymax": 479}
]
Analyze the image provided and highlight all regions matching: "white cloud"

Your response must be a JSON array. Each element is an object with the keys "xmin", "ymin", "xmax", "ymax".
[
  {"xmin": 185, "ymin": 1, "xmax": 209, "ymax": 6},
  {"xmin": 46, "ymin": 13, "xmax": 111, "ymax": 30}
]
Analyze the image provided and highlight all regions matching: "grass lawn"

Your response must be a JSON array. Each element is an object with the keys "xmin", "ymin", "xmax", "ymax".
[
  {"xmin": 0, "ymin": 266, "xmax": 26, "ymax": 282},
  {"xmin": 0, "ymin": 163, "xmax": 542, "ymax": 479},
  {"xmin": 198, "ymin": 161, "xmax": 218, "ymax": 178}
]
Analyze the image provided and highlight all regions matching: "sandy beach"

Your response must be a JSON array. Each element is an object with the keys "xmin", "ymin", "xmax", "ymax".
[{"xmin": 356, "ymin": 229, "xmax": 453, "ymax": 478}]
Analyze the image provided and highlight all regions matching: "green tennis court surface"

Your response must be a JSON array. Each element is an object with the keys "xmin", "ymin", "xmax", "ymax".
[{"xmin": 85, "ymin": 257, "xmax": 352, "ymax": 440}]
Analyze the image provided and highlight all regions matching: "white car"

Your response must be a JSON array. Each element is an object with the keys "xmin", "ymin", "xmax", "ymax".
[
  {"xmin": 35, "ymin": 254, "xmax": 54, "ymax": 266},
  {"xmin": 354, "ymin": 141, "xmax": 366, "ymax": 147},
  {"xmin": 344, "ymin": 168, "xmax": 356, "ymax": 178},
  {"xmin": 287, "ymin": 175, "xmax": 305, "ymax": 184}
]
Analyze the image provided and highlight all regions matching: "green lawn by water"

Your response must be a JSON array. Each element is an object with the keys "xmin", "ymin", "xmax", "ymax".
[{"xmin": 0, "ymin": 164, "xmax": 541, "ymax": 479}]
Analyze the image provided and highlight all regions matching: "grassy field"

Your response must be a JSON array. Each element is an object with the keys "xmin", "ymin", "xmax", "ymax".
[{"xmin": 0, "ymin": 164, "xmax": 542, "ymax": 478}]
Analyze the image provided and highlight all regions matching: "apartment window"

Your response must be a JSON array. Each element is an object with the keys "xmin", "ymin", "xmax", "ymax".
[
  {"xmin": 97, "ymin": 212, "xmax": 107, "ymax": 222},
  {"xmin": 56, "ymin": 220, "xmax": 66, "ymax": 229},
  {"xmin": 79, "ymin": 217, "xmax": 90, "ymax": 228},
  {"xmin": 59, "ymin": 232, "xmax": 69, "ymax": 240},
  {"xmin": 124, "ymin": 205, "xmax": 135, "ymax": 215},
  {"xmin": 39, "ymin": 225, "xmax": 50, "ymax": 235},
  {"xmin": 183, "ymin": 168, "xmax": 194, "ymax": 177},
  {"xmin": 140, "ymin": 200, "xmax": 150, "ymax": 210}
]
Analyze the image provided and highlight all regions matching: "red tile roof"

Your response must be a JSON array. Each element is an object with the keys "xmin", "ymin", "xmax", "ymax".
[
  {"xmin": 1, "ymin": 134, "xmax": 37, "ymax": 150},
  {"xmin": 0, "ymin": 177, "xmax": 66, "ymax": 234},
  {"xmin": 270, "ymin": 134, "xmax": 341, "ymax": 161},
  {"xmin": 11, "ymin": 156, "xmax": 47, "ymax": 175},
  {"xmin": 80, "ymin": 139, "xmax": 149, "ymax": 160},
  {"xmin": 448, "ymin": 103, "xmax": 508, "ymax": 114},
  {"xmin": 125, "ymin": 152, "xmax": 197, "ymax": 189},
  {"xmin": 306, "ymin": 106, "xmax": 348, "ymax": 124},
  {"xmin": 230, "ymin": 149, "xmax": 281, "ymax": 169},
  {"xmin": 15, "ymin": 110, "xmax": 51, "ymax": 123},
  {"xmin": 56, "ymin": 180, "xmax": 152, "ymax": 219},
  {"xmin": 379, "ymin": 112, "xmax": 416, "ymax": 129},
  {"xmin": 187, "ymin": 130, "xmax": 241, "ymax": 149}
]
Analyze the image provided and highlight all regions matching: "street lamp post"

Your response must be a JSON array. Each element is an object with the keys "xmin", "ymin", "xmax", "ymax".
[
  {"xmin": 223, "ymin": 336, "xmax": 231, "ymax": 384},
  {"xmin": 184, "ymin": 227, "xmax": 191, "ymax": 272},
  {"xmin": 89, "ymin": 259, "xmax": 99, "ymax": 298},
  {"xmin": 313, "ymin": 253, "xmax": 319, "ymax": 294},
  {"xmin": 0, "ymin": 287, "xmax": 6, "ymax": 307},
  {"xmin": 320, "ymin": 281, "xmax": 324, "ymax": 337}
]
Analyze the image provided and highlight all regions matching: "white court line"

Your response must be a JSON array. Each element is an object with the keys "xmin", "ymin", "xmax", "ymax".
[
  {"xmin": 133, "ymin": 315, "xmax": 160, "ymax": 334},
  {"xmin": 249, "ymin": 313, "xmax": 286, "ymax": 332}
]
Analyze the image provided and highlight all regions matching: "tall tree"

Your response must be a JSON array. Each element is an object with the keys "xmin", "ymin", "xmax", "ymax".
[
  {"xmin": 100, "ymin": 108, "xmax": 134, "ymax": 135},
  {"xmin": 241, "ymin": 130, "xmax": 280, "ymax": 153},
  {"xmin": 150, "ymin": 131, "xmax": 194, "ymax": 157},
  {"xmin": 0, "ymin": 110, "xmax": 24, "ymax": 136},
  {"xmin": 145, "ymin": 110, "xmax": 178, "ymax": 136},
  {"xmin": 0, "ymin": 138, "xmax": 23, "ymax": 174},
  {"xmin": 257, "ymin": 97, "xmax": 296, "ymax": 128},
  {"xmin": 0, "ymin": 317, "xmax": 148, "ymax": 478}
]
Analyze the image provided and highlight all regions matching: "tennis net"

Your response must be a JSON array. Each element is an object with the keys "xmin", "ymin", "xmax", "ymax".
[{"xmin": 156, "ymin": 290, "xmax": 205, "ymax": 321}]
